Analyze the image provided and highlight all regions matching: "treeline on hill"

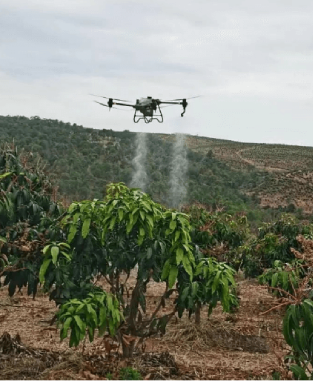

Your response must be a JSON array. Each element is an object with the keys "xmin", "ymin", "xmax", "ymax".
[{"xmin": 0, "ymin": 115, "xmax": 306, "ymax": 227}]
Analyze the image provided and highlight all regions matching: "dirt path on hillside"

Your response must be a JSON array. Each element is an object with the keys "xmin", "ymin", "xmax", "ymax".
[{"xmin": 235, "ymin": 147, "xmax": 286, "ymax": 172}]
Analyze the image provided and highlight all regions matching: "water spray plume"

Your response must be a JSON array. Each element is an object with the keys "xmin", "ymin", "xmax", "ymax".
[
  {"xmin": 130, "ymin": 133, "xmax": 148, "ymax": 191},
  {"xmin": 169, "ymin": 133, "xmax": 188, "ymax": 210}
]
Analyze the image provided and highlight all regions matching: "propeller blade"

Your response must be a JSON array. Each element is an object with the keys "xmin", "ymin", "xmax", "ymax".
[
  {"xmin": 90, "ymin": 94, "xmax": 130, "ymax": 102},
  {"xmin": 94, "ymin": 101, "xmax": 131, "ymax": 111},
  {"xmin": 162, "ymin": 95, "xmax": 202, "ymax": 101},
  {"xmin": 94, "ymin": 101, "xmax": 110, "ymax": 107}
]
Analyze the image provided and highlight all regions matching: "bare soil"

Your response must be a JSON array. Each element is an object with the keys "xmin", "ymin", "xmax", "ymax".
[{"xmin": 0, "ymin": 275, "xmax": 289, "ymax": 380}]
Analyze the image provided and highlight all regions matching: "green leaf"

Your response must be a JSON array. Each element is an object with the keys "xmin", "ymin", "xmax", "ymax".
[
  {"xmin": 191, "ymin": 282, "xmax": 199, "ymax": 297},
  {"xmin": 106, "ymin": 295, "xmax": 113, "ymax": 311},
  {"xmin": 139, "ymin": 210, "xmax": 145, "ymax": 220},
  {"xmin": 108, "ymin": 319, "xmax": 115, "ymax": 335},
  {"xmin": 138, "ymin": 235, "xmax": 144, "ymax": 246},
  {"xmin": 174, "ymin": 230, "xmax": 180, "ymax": 241},
  {"xmin": 59, "ymin": 242, "xmax": 71, "ymax": 249},
  {"xmin": 68, "ymin": 225, "xmax": 77, "ymax": 243},
  {"xmin": 60, "ymin": 251, "xmax": 71, "ymax": 261},
  {"xmin": 42, "ymin": 245, "xmax": 50, "ymax": 255},
  {"xmin": 51, "ymin": 246, "xmax": 59, "ymax": 265},
  {"xmin": 176, "ymin": 247, "xmax": 184, "ymax": 265},
  {"xmin": 39, "ymin": 259, "xmax": 51, "ymax": 283},
  {"xmin": 146, "ymin": 247, "xmax": 153, "ymax": 259},
  {"xmin": 118, "ymin": 208, "xmax": 124, "ymax": 221},
  {"xmin": 146, "ymin": 215, "xmax": 154, "ymax": 227},
  {"xmin": 72, "ymin": 326, "xmax": 82, "ymax": 347},
  {"xmin": 168, "ymin": 266, "xmax": 178, "ymax": 289},
  {"xmin": 74, "ymin": 315, "xmax": 85, "ymax": 332},
  {"xmin": 212, "ymin": 270, "xmax": 222, "ymax": 293},
  {"xmin": 76, "ymin": 303, "xmax": 86, "ymax": 313},
  {"xmin": 159, "ymin": 241, "xmax": 166, "ymax": 254},
  {"xmin": 271, "ymin": 272, "xmax": 279, "ymax": 288},
  {"xmin": 142, "ymin": 201, "xmax": 152, "ymax": 211},
  {"xmin": 181, "ymin": 286, "xmax": 190, "ymax": 302},
  {"xmin": 68, "ymin": 203, "xmax": 77, "ymax": 213},
  {"xmin": 282, "ymin": 271, "xmax": 288, "ymax": 290},
  {"xmin": 109, "ymin": 216, "xmax": 116, "ymax": 230},
  {"xmin": 60, "ymin": 317, "xmax": 72, "ymax": 340},
  {"xmin": 221, "ymin": 280, "xmax": 230, "ymax": 311},
  {"xmin": 0, "ymin": 172, "xmax": 12, "ymax": 181},
  {"xmin": 87, "ymin": 304, "xmax": 98, "ymax": 325},
  {"xmin": 290, "ymin": 365, "xmax": 308, "ymax": 380},
  {"xmin": 182, "ymin": 256, "xmax": 193, "ymax": 278},
  {"xmin": 73, "ymin": 212, "xmax": 81, "ymax": 223},
  {"xmin": 170, "ymin": 220, "xmax": 177, "ymax": 231},
  {"xmin": 99, "ymin": 306, "xmax": 107, "ymax": 327},
  {"xmin": 126, "ymin": 220, "xmax": 134, "ymax": 234},
  {"xmin": 82, "ymin": 218, "xmax": 91, "ymax": 238},
  {"xmin": 283, "ymin": 309, "xmax": 293, "ymax": 345},
  {"xmin": 87, "ymin": 326, "xmax": 94, "ymax": 342},
  {"xmin": 161, "ymin": 259, "xmax": 171, "ymax": 281}
]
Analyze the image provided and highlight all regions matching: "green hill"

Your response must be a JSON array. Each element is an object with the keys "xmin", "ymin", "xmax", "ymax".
[{"xmin": 0, "ymin": 115, "xmax": 309, "ymax": 225}]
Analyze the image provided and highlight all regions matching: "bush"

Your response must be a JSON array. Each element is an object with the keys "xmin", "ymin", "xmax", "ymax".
[
  {"xmin": 258, "ymin": 260, "xmax": 306, "ymax": 296},
  {"xmin": 119, "ymin": 367, "xmax": 142, "ymax": 380}
]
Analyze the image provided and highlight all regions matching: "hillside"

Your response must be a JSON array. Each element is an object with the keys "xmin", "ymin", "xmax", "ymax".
[
  {"xmin": 177, "ymin": 135, "xmax": 313, "ymax": 213},
  {"xmin": 0, "ymin": 115, "xmax": 311, "ymax": 221}
]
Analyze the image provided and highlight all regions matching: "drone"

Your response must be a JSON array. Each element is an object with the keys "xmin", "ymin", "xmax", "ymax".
[{"xmin": 91, "ymin": 94, "xmax": 200, "ymax": 123}]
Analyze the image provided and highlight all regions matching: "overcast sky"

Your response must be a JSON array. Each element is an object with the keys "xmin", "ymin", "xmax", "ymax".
[{"xmin": 1, "ymin": 0, "xmax": 313, "ymax": 146}]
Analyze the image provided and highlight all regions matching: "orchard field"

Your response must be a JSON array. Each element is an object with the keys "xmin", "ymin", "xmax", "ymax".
[{"xmin": 1, "ymin": 144, "xmax": 313, "ymax": 380}]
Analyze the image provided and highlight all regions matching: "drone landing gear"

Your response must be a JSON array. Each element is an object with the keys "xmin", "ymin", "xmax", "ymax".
[{"xmin": 133, "ymin": 105, "xmax": 164, "ymax": 123}]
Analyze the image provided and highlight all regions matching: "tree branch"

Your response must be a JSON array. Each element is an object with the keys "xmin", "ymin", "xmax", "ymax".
[{"xmin": 151, "ymin": 284, "xmax": 170, "ymax": 321}]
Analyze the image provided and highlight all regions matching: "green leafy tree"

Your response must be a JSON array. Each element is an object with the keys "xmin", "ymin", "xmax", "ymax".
[
  {"xmin": 0, "ymin": 145, "xmax": 62, "ymax": 296},
  {"xmin": 259, "ymin": 259, "xmax": 306, "ymax": 296},
  {"xmin": 176, "ymin": 253, "xmax": 238, "ymax": 325},
  {"xmin": 283, "ymin": 299, "xmax": 313, "ymax": 379},
  {"xmin": 185, "ymin": 204, "xmax": 249, "ymax": 268},
  {"xmin": 241, "ymin": 214, "xmax": 313, "ymax": 278},
  {"xmin": 41, "ymin": 183, "xmax": 238, "ymax": 356},
  {"xmin": 41, "ymin": 183, "xmax": 195, "ymax": 356}
]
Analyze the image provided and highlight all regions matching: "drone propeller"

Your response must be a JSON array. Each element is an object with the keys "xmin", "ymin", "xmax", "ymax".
[
  {"xmin": 162, "ymin": 95, "xmax": 202, "ymax": 102},
  {"xmin": 93, "ymin": 101, "xmax": 131, "ymax": 111},
  {"xmin": 90, "ymin": 94, "xmax": 130, "ymax": 102}
]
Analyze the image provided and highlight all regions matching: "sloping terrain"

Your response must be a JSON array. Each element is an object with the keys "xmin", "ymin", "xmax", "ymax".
[
  {"xmin": 1, "ymin": 114, "xmax": 313, "ymax": 216},
  {"xmin": 0, "ymin": 116, "xmax": 263, "ymax": 213},
  {"xmin": 160, "ymin": 134, "xmax": 313, "ymax": 213}
]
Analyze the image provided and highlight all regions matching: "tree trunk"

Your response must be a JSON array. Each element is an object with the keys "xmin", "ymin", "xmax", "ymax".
[
  {"xmin": 195, "ymin": 303, "xmax": 201, "ymax": 326},
  {"xmin": 121, "ymin": 338, "xmax": 136, "ymax": 358}
]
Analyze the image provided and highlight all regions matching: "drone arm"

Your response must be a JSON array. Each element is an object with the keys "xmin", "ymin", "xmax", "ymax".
[
  {"xmin": 159, "ymin": 101, "xmax": 182, "ymax": 105},
  {"xmin": 159, "ymin": 100, "xmax": 187, "ymax": 116},
  {"xmin": 113, "ymin": 102, "xmax": 136, "ymax": 108}
]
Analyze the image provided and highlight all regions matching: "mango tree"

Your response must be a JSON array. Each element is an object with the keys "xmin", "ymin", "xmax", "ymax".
[
  {"xmin": 0, "ymin": 145, "xmax": 62, "ymax": 296},
  {"xmin": 41, "ymin": 183, "xmax": 237, "ymax": 357}
]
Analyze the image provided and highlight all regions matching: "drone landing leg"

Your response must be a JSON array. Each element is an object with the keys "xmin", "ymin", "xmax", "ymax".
[
  {"xmin": 133, "ymin": 109, "xmax": 141, "ymax": 123},
  {"xmin": 156, "ymin": 105, "xmax": 164, "ymax": 123}
]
